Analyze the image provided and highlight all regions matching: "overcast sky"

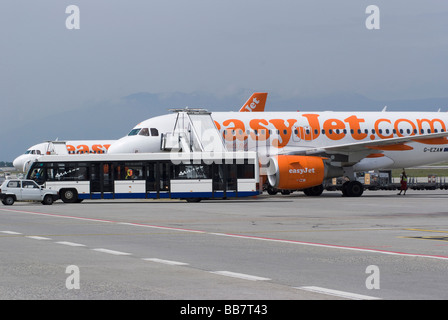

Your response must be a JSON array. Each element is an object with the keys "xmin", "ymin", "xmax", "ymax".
[{"xmin": 1, "ymin": 1, "xmax": 447, "ymax": 137}]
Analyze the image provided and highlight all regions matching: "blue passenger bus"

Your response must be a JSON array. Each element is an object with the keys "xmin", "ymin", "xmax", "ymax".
[{"xmin": 26, "ymin": 152, "xmax": 259, "ymax": 203}]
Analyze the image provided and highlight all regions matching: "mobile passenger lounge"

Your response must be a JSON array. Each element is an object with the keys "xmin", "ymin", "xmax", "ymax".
[{"xmin": 26, "ymin": 152, "xmax": 259, "ymax": 203}]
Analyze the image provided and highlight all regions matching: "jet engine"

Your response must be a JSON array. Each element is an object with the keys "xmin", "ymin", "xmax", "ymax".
[
  {"xmin": 267, "ymin": 155, "xmax": 325, "ymax": 190},
  {"xmin": 267, "ymin": 155, "xmax": 343, "ymax": 190}
]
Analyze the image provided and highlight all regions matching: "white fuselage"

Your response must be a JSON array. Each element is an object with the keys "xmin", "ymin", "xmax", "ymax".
[
  {"xmin": 107, "ymin": 111, "xmax": 448, "ymax": 171},
  {"xmin": 13, "ymin": 140, "xmax": 115, "ymax": 172}
]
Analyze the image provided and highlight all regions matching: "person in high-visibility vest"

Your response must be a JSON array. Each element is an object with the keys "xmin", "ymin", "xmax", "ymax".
[{"xmin": 397, "ymin": 169, "xmax": 408, "ymax": 195}]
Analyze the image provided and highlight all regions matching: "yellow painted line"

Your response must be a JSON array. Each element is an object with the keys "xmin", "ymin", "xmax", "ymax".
[
  {"xmin": 399, "ymin": 236, "xmax": 448, "ymax": 243},
  {"xmin": 404, "ymin": 228, "xmax": 448, "ymax": 234}
]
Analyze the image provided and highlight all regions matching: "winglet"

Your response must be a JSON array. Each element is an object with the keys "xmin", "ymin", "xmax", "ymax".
[{"xmin": 239, "ymin": 92, "xmax": 268, "ymax": 112}]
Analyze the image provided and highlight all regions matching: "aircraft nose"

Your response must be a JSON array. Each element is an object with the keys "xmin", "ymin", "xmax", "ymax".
[
  {"xmin": 107, "ymin": 139, "xmax": 131, "ymax": 154},
  {"xmin": 13, "ymin": 156, "xmax": 24, "ymax": 171}
]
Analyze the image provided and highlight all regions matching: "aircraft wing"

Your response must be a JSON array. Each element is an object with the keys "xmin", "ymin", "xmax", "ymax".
[{"xmin": 280, "ymin": 131, "xmax": 448, "ymax": 165}]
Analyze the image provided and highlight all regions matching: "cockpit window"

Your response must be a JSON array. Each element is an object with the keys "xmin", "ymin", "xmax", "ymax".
[
  {"xmin": 150, "ymin": 128, "xmax": 159, "ymax": 136},
  {"xmin": 128, "ymin": 127, "xmax": 158, "ymax": 136},
  {"xmin": 25, "ymin": 150, "xmax": 41, "ymax": 155},
  {"xmin": 139, "ymin": 128, "xmax": 149, "ymax": 136},
  {"xmin": 128, "ymin": 128, "xmax": 141, "ymax": 136}
]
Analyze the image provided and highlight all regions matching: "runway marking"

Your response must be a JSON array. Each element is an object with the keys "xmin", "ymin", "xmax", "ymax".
[
  {"xmin": 143, "ymin": 258, "xmax": 189, "ymax": 266},
  {"xmin": 92, "ymin": 248, "xmax": 132, "ymax": 256},
  {"xmin": 208, "ymin": 232, "xmax": 448, "ymax": 261},
  {"xmin": 26, "ymin": 236, "xmax": 52, "ymax": 240},
  {"xmin": 401, "ymin": 236, "xmax": 448, "ymax": 242},
  {"xmin": 296, "ymin": 286, "xmax": 380, "ymax": 300},
  {"xmin": 404, "ymin": 228, "xmax": 448, "ymax": 234},
  {"xmin": 1, "ymin": 231, "xmax": 22, "ymax": 235},
  {"xmin": 2, "ymin": 207, "xmax": 448, "ymax": 261},
  {"xmin": 56, "ymin": 241, "xmax": 86, "ymax": 247},
  {"xmin": 210, "ymin": 271, "xmax": 271, "ymax": 281}
]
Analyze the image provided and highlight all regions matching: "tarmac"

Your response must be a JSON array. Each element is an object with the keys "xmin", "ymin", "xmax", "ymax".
[{"xmin": 1, "ymin": 189, "xmax": 448, "ymax": 301}]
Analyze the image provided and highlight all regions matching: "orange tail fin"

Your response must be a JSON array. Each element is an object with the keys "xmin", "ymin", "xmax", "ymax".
[{"xmin": 239, "ymin": 92, "xmax": 268, "ymax": 112}]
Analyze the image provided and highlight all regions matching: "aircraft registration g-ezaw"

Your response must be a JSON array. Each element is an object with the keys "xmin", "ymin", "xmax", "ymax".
[
  {"xmin": 12, "ymin": 93, "xmax": 268, "ymax": 172},
  {"xmin": 107, "ymin": 107, "xmax": 448, "ymax": 197}
]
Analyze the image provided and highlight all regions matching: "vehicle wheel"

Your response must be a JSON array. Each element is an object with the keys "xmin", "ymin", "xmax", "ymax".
[
  {"xmin": 344, "ymin": 181, "xmax": 364, "ymax": 197},
  {"xmin": 186, "ymin": 198, "xmax": 201, "ymax": 203},
  {"xmin": 341, "ymin": 182, "xmax": 349, "ymax": 196},
  {"xmin": 60, "ymin": 189, "xmax": 78, "ymax": 203},
  {"xmin": 2, "ymin": 196, "xmax": 14, "ymax": 205},
  {"xmin": 42, "ymin": 195, "xmax": 54, "ymax": 205},
  {"xmin": 303, "ymin": 184, "xmax": 324, "ymax": 196},
  {"xmin": 280, "ymin": 190, "xmax": 291, "ymax": 195},
  {"xmin": 267, "ymin": 186, "xmax": 278, "ymax": 195}
]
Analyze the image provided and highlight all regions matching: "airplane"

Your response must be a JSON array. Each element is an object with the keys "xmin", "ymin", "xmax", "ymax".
[
  {"xmin": 12, "ymin": 140, "xmax": 115, "ymax": 172},
  {"xmin": 12, "ymin": 93, "xmax": 268, "ymax": 172},
  {"xmin": 107, "ymin": 108, "xmax": 448, "ymax": 197}
]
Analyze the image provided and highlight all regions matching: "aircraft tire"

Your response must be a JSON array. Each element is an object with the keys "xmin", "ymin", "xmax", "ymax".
[
  {"xmin": 267, "ymin": 186, "xmax": 278, "ymax": 195},
  {"xmin": 303, "ymin": 185, "xmax": 324, "ymax": 196},
  {"xmin": 344, "ymin": 181, "xmax": 364, "ymax": 197}
]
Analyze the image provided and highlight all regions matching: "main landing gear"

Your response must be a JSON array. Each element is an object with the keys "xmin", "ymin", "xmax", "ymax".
[
  {"xmin": 341, "ymin": 180, "xmax": 364, "ymax": 197},
  {"xmin": 266, "ymin": 181, "xmax": 364, "ymax": 197}
]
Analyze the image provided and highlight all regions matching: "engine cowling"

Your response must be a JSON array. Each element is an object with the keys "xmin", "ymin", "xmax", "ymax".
[{"xmin": 267, "ymin": 155, "xmax": 326, "ymax": 190}]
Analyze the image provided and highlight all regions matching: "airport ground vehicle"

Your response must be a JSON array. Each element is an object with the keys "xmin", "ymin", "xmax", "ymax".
[
  {"xmin": 26, "ymin": 152, "xmax": 259, "ymax": 203},
  {"xmin": 0, "ymin": 179, "xmax": 59, "ymax": 205}
]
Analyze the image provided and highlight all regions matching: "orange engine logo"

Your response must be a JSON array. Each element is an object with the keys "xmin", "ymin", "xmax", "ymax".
[{"xmin": 267, "ymin": 155, "xmax": 325, "ymax": 190}]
